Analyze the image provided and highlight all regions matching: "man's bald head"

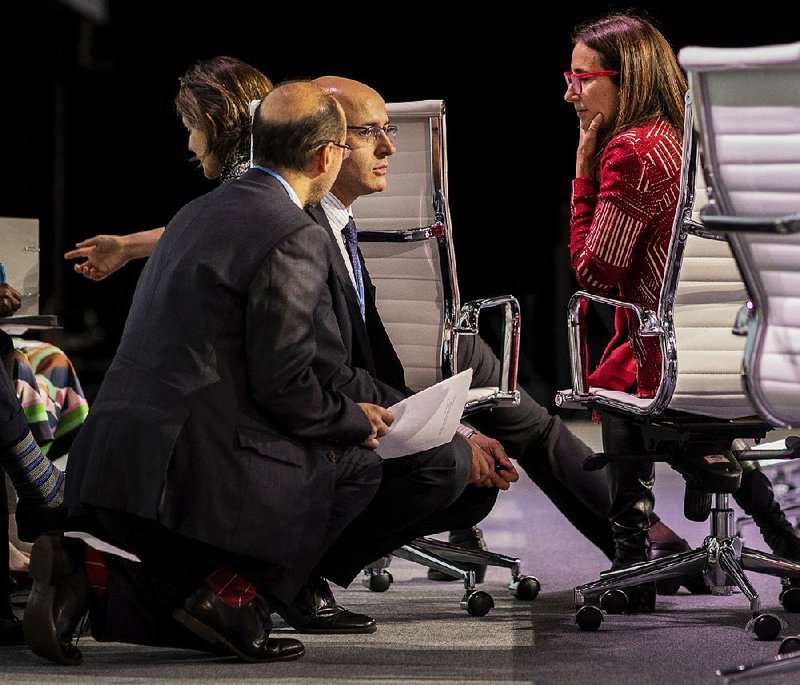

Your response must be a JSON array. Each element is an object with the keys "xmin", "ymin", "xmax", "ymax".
[
  {"xmin": 252, "ymin": 80, "xmax": 345, "ymax": 172},
  {"xmin": 314, "ymin": 76, "xmax": 384, "ymax": 123},
  {"xmin": 312, "ymin": 76, "xmax": 395, "ymax": 207}
]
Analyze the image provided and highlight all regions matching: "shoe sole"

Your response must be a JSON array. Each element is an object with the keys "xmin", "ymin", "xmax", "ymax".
[
  {"xmin": 171, "ymin": 608, "xmax": 305, "ymax": 662},
  {"xmin": 23, "ymin": 535, "xmax": 84, "ymax": 665},
  {"xmin": 295, "ymin": 623, "xmax": 378, "ymax": 634}
]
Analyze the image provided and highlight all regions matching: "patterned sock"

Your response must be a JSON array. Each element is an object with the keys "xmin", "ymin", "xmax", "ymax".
[
  {"xmin": 205, "ymin": 568, "xmax": 257, "ymax": 607},
  {"xmin": 84, "ymin": 545, "xmax": 108, "ymax": 599},
  {"xmin": 2, "ymin": 431, "xmax": 64, "ymax": 508}
]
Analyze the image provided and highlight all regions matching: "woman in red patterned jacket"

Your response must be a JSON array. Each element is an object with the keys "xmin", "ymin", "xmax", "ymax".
[{"xmin": 565, "ymin": 12, "xmax": 800, "ymax": 610}]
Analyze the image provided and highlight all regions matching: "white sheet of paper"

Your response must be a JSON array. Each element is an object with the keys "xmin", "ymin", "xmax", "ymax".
[
  {"xmin": 376, "ymin": 369, "xmax": 473, "ymax": 459},
  {"xmin": 65, "ymin": 531, "xmax": 142, "ymax": 562}
]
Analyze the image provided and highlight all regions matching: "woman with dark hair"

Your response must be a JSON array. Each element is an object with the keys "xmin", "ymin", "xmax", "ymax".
[
  {"xmin": 564, "ymin": 11, "xmax": 800, "ymax": 610},
  {"xmin": 65, "ymin": 56, "xmax": 273, "ymax": 281}
]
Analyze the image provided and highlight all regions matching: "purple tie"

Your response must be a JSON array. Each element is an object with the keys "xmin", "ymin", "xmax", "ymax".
[{"xmin": 342, "ymin": 216, "xmax": 366, "ymax": 320}]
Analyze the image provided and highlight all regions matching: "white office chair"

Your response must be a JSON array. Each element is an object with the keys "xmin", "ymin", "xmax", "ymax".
[
  {"xmin": 675, "ymin": 39, "xmax": 800, "ymax": 682},
  {"xmin": 355, "ymin": 99, "xmax": 539, "ymax": 616},
  {"xmin": 556, "ymin": 92, "xmax": 800, "ymax": 639},
  {"xmin": 355, "ymin": 100, "xmax": 521, "ymax": 413}
]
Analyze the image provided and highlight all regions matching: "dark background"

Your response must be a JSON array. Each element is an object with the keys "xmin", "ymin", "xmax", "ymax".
[{"xmin": 3, "ymin": 1, "xmax": 798, "ymax": 408}]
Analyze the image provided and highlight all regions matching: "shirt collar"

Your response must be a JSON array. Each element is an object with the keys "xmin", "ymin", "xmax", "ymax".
[
  {"xmin": 251, "ymin": 165, "xmax": 303, "ymax": 208},
  {"xmin": 320, "ymin": 192, "xmax": 352, "ymax": 233}
]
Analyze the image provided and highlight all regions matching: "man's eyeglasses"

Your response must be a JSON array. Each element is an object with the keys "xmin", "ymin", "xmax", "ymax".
[
  {"xmin": 563, "ymin": 70, "xmax": 620, "ymax": 95},
  {"xmin": 347, "ymin": 124, "xmax": 399, "ymax": 144},
  {"xmin": 317, "ymin": 141, "xmax": 353, "ymax": 159}
]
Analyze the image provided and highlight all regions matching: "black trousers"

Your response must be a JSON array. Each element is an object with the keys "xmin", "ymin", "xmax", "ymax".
[
  {"xmin": 1, "ymin": 331, "xmax": 26, "ymax": 621},
  {"xmin": 81, "ymin": 444, "xmax": 382, "ymax": 646},
  {"xmin": 317, "ymin": 435, "xmax": 497, "ymax": 587},
  {"xmin": 458, "ymin": 335, "xmax": 621, "ymax": 560},
  {"xmin": 0, "ymin": 332, "xmax": 28, "ymax": 450}
]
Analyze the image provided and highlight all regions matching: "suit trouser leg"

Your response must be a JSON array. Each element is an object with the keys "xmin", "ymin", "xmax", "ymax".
[
  {"xmin": 0, "ymin": 332, "xmax": 29, "ymax": 449},
  {"xmin": 1, "ymin": 333, "xmax": 21, "ymax": 621},
  {"xmin": 385, "ymin": 483, "xmax": 498, "ymax": 541},
  {"xmin": 457, "ymin": 335, "xmax": 617, "ymax": 558},
  {"xmin": 316, "ymin": 437, "xmax": 473, "ymax": 587},
  {"xmin": 83, "ymin": 446, "xmax": 382, "ymax": 645}
]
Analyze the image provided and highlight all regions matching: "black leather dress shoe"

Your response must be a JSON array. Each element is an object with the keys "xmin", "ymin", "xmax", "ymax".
[
  {"xmin": 279, "ymin": 577, "xmax": 376, "ymax": 634},
  {"xmin": 23, "ymin": 533, "xmax": 89, "ymax": 665},
  {"xmin": 172, "ymin": 586, "xmax": 304, "ymax": 662}
]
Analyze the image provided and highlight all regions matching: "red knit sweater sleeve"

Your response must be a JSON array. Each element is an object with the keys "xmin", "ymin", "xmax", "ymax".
[{"xmin": 569, "ymin": 134, "xmax": 663, "ymax": 292}]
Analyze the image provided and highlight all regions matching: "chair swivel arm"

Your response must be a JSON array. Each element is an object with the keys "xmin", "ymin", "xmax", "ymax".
[
  {"xmin": 566, "ymin": 290, "xmax": 664, "ymax": 397},
  {"xmin": 456, "ymin": 295, "xmax": 521, "ymax": 399}
]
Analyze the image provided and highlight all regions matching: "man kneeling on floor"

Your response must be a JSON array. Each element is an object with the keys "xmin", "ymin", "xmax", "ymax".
[{"xmin": 22, "ymin": 81, "xmax": 401, "ymax": 664}]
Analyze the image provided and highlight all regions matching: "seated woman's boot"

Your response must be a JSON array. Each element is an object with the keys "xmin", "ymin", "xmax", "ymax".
[{"xmin": 606, "ymin": 527, "xmax": 656, "ymax": 613}]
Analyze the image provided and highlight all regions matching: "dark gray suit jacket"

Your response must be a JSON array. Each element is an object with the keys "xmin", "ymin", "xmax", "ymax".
[
  {"xmin": 307, "ymin": 204, "xmax": 407, "ymax": 399},
  {"xmin": 66, "ymin": 169, "xmax": 375, "ymax": 569}
]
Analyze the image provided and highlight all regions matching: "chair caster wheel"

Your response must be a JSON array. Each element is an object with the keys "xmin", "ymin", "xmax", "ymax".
[
  {"xmin": 514, "ymin": 576, "xmax": 540, "ymax": 601},
  {"xmin": 781, "ymin": 586, "xmax": 800, "ymax": 612},
  {"xmin": 752, "ymin": 613, "xmax": 782, "ymax": 641},
  {"xmin": 599, "ymin": 589, "xmax": 628, "ymax": 614},
  {"xmin": 462, "ymin": 590, "xmax": 494, "ymax": 617},
  {"xmin": 366, "ymin": 572, "xmax": 393, "ymax": 592},
  {"xmin": 779, "ymin": 635, "xmax": 800, "ymax": 655},
  {"xmin": 575, "ymin": 605, "xmax": 603, "ymax": 631}
]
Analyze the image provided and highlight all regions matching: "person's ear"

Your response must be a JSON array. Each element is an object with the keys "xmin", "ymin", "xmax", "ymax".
[
  {"xmin": 204, "ymin": 112, "xmax": 217, "ymax": 138},
  {"xmin": 318, "ymin": 142, "xmax": 334, "ymax": 172}
]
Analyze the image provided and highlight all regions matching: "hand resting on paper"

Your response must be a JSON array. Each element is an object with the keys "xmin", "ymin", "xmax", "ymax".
[{"xmin": 357, "ymin": 402, "xmax": 395, "ymax": 449}]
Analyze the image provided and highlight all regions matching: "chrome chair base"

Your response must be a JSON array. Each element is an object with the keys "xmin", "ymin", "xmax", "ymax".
[
  {"xmin": 362, "ymin": 535, "xmax": 540, "ymax": 617},
  {"xmin": 574, "ymin": 494, "xmax": 800, "ymax": 636},
  {"xmin": 717, "ymin": 639, "xmax": 800, "ymax": 683}
]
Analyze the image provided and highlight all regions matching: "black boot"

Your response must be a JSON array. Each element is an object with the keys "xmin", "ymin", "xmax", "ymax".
[
  {"xmin": 602, "ymin": 414, "xmax": 656, "ymax": 612},
  {"xmin": 605, "ymin": 528, "xmax": 656, "ymax": 613},
  {"xmin": 733, "ymin": 461, "xmax": 800, "ymax": 560}
]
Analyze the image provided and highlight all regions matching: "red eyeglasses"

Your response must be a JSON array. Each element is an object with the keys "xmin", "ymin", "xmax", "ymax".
[{"xmin": 563, "ymin": 70, "xmax": 620, "ymax": 95}]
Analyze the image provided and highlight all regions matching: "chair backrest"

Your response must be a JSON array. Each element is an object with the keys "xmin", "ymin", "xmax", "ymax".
[
  {"xmin": 679, "ymin": 41, "xmax": 800, "ymax": 427},
  {"xmin": 354, "ymin": 100, "xmax": 520, "ymax": 410},
  {"xmin": 559, "ymin": 95, "xmax": 757, "ymax": 420},
  {"xmin": 354, "ymin": 100, "xmax": 457, "ymax": 392}
]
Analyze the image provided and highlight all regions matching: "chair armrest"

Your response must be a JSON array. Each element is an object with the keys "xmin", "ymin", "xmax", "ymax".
[
  {"xmin": 455, "ymin": 295, "xmax": 521, "ymax": 402},
  {"xmin": 357, "ymin": 223, "xmax": 445, "ymax": 243},
  {"xmin": 700, "ymin": 210, "xmax": 800, "ymax": 235},
  {"xmin": 564, "ymin": 291, "xmax": 664, "ymax": 398}
]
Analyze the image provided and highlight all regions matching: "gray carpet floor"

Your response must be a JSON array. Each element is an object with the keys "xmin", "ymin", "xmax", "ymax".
[{"xmin": 3, "ymin": 420, "xmax": 800, "ymax": 684}]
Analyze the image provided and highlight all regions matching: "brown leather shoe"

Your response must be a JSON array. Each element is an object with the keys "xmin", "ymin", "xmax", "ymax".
[
  {"xmin": 172, "ymin": 587, "xmax": 304, "ymax": 662},
  {"xmin": 23, "ymin": 534, "xmax": 89, "ymax": 665},
  {"xmin": 279, "ymin": 577, "xmax": 376, "ymax": 634}
]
